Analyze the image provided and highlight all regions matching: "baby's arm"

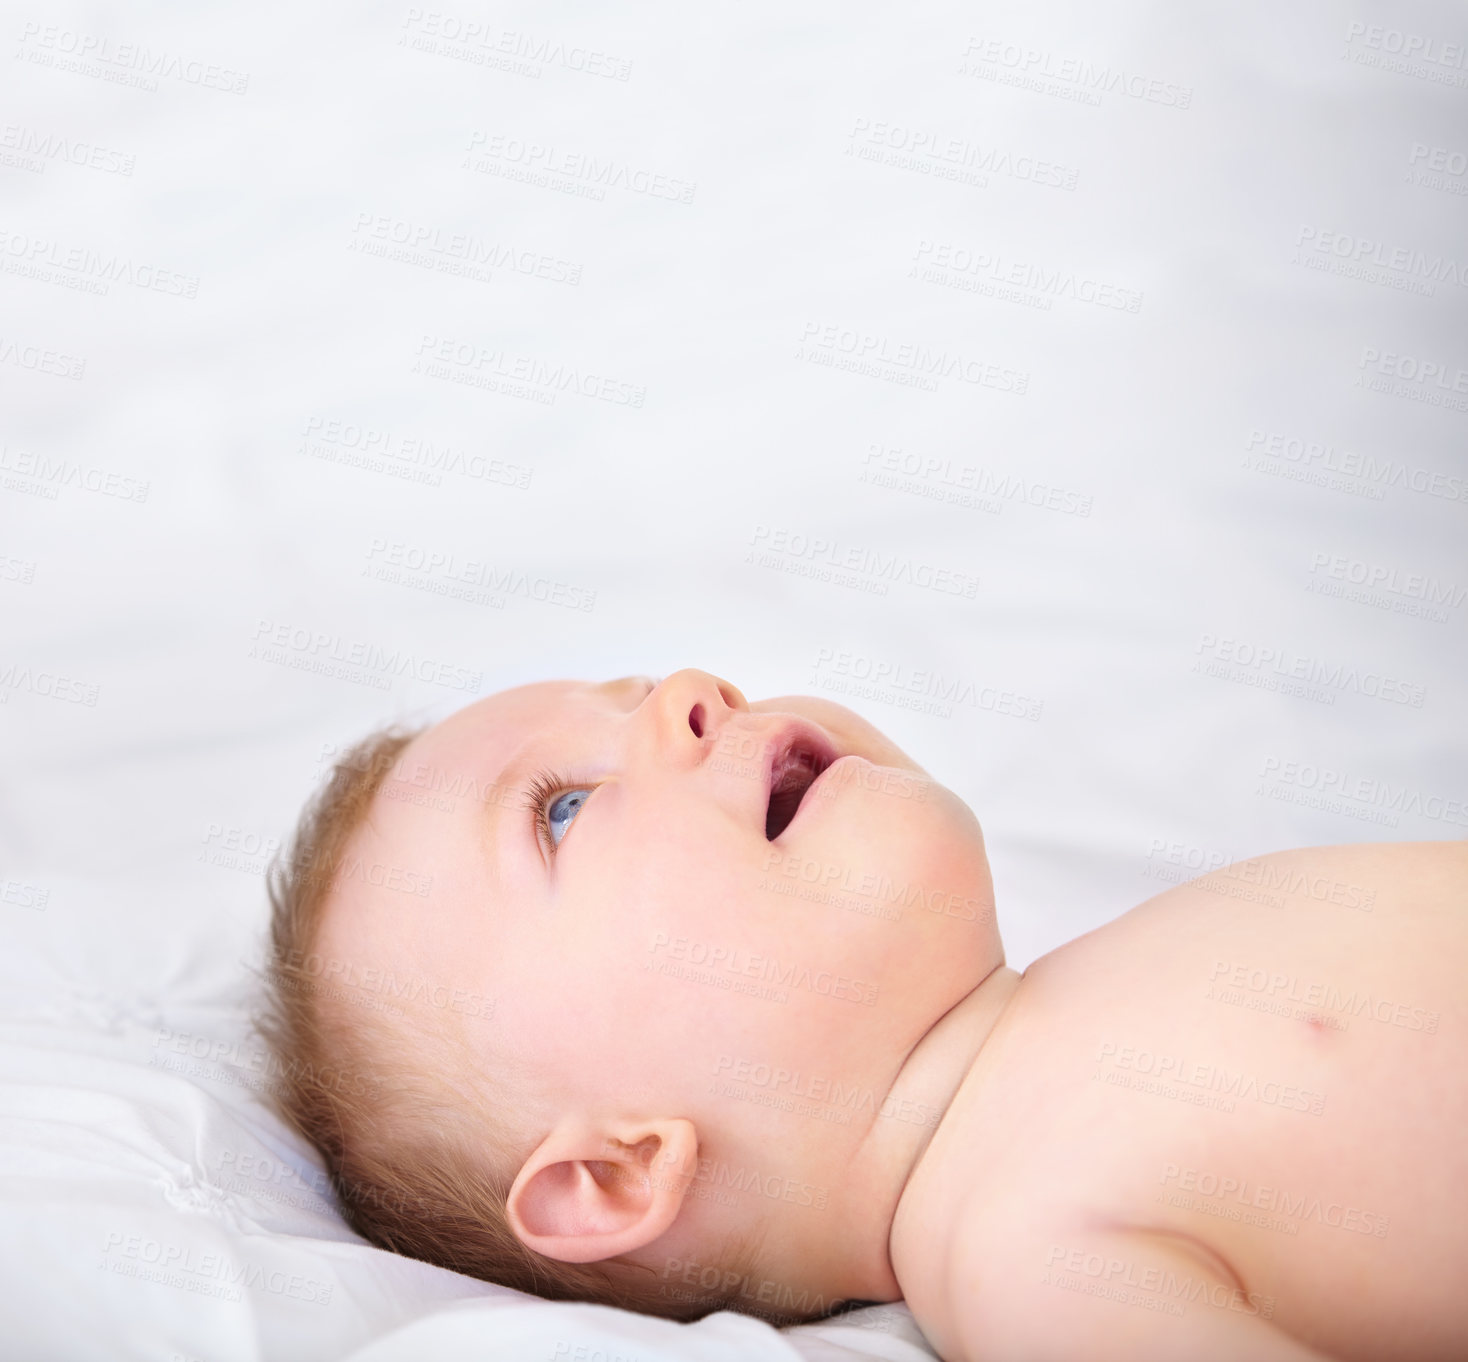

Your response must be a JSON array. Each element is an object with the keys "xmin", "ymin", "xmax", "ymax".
[{"xmin": 956, "ymin": 1228, "xmax": 1343, "ymax": 1362}]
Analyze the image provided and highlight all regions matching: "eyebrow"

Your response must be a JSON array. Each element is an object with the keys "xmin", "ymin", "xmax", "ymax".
[{"xmin": 485, "ymin": 676, "xmax": 655, "ymax": 880}]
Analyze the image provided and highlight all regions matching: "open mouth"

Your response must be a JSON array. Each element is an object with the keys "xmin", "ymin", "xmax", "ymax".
[{"xmin": 764, "ymin": 742, "xmax": 833, "ymax": 840}]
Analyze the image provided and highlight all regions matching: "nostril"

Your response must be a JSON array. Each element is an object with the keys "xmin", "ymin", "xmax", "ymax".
[{"xmin": 688, "ymin": 703, "xmax": 704, "ymax": 739}]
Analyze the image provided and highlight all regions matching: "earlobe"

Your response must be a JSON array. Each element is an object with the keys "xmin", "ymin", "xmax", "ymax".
[{"xmin": 506, "ymin": 1117, "xmax": 699, "ymax": 1265}]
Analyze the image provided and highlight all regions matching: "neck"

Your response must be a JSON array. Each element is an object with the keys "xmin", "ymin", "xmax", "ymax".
[{"xmin": 839, "ymin": 962, "xmax": 1025, "ymax": 1303}]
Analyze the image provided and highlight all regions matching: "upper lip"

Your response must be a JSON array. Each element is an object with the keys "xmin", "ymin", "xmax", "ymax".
[{"xmin": 757, "ymin": 717, "xmax": 840, "ymax": 840}]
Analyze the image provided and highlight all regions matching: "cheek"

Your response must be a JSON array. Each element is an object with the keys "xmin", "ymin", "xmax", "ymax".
[
  {"xmin": 557, "ymin": 784, "xmax": 995, "ymax": 1075},
  {"xmin": 562, "ymin": 815, "xmax": 760, "ymax": 983}
]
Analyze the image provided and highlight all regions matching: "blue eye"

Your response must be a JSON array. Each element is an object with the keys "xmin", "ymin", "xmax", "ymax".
[
  {"xmin": 524, "ymin": 769, "xmax": 595, "ymax": 856},
  {"xmin": 544, "ymin": 788, "xmax": 591, "ymax": 847}
]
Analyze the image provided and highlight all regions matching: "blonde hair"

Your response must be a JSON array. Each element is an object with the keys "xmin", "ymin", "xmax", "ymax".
[{"xmin": 254, "ymin": 725, "xmax": 801, "ymax": 1322}]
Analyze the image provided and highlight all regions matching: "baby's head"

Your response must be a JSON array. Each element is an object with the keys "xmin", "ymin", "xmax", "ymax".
[{"xmin": 259, "ymin": 669, "xmax": 1003, "ymax": 1323}]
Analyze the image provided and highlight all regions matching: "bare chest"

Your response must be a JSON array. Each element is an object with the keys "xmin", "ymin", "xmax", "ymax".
[{"xmin": 896, "ymin": 844, "xmax": 1468, "ymax": 1361}]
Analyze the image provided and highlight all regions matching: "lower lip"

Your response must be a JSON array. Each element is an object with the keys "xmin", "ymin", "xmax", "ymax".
[{"xmin": 774, "ymin": 754, "xmax": 867, "ymax": 843}]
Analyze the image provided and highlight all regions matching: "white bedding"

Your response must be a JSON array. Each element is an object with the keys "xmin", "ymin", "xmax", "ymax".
[{"xmin": 2, "ymin": 1, "xmax": 1464, "ymax": 1358}]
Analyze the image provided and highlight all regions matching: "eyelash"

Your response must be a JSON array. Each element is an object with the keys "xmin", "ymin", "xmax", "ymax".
[
  {"xmin": 523, "ymin": 767, "xmax": 581, "ymax": 858},
  {"xmin": 521, "ymin": 679, "xmax": 653, "ymax": 857}
]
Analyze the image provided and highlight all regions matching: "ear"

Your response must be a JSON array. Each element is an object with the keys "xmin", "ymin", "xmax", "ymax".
[{"xmin": 505, "ymin": 1117, "xmax": 699, "ymax": 1264}]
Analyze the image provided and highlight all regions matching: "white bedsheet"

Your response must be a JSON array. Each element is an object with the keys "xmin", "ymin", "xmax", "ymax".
[{"xmin": 2, "ymin": 1, "xmax": 1464, "ymax": 1358}]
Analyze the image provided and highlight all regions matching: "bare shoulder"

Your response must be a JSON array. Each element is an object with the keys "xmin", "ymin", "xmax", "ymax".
[
  {"xmin": 1019, "ymin": 841, "xmax": 1467, "ymax": 991},
  {"xmin": 1229, "ymin": 840, "xmax": 1468, "ymax": 878},
  {"xmin": 1138, "ymin": 839, "xmax": 1466, "ymax": 923}
]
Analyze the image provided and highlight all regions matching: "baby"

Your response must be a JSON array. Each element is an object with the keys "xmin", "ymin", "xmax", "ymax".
[{"xmin": 260, "ymin": 668, "xmax": 1467, "ymax": 1361}]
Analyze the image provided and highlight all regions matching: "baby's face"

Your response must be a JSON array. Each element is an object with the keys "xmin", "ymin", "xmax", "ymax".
[{"xmin": 317, "ymin": 668, "xmax": 1000, "ymax": 1259}]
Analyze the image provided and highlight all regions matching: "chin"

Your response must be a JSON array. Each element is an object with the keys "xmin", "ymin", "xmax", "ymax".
[{"xmin": 775, "ymin": 765, "xmax": 997, "ymax": 986}]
